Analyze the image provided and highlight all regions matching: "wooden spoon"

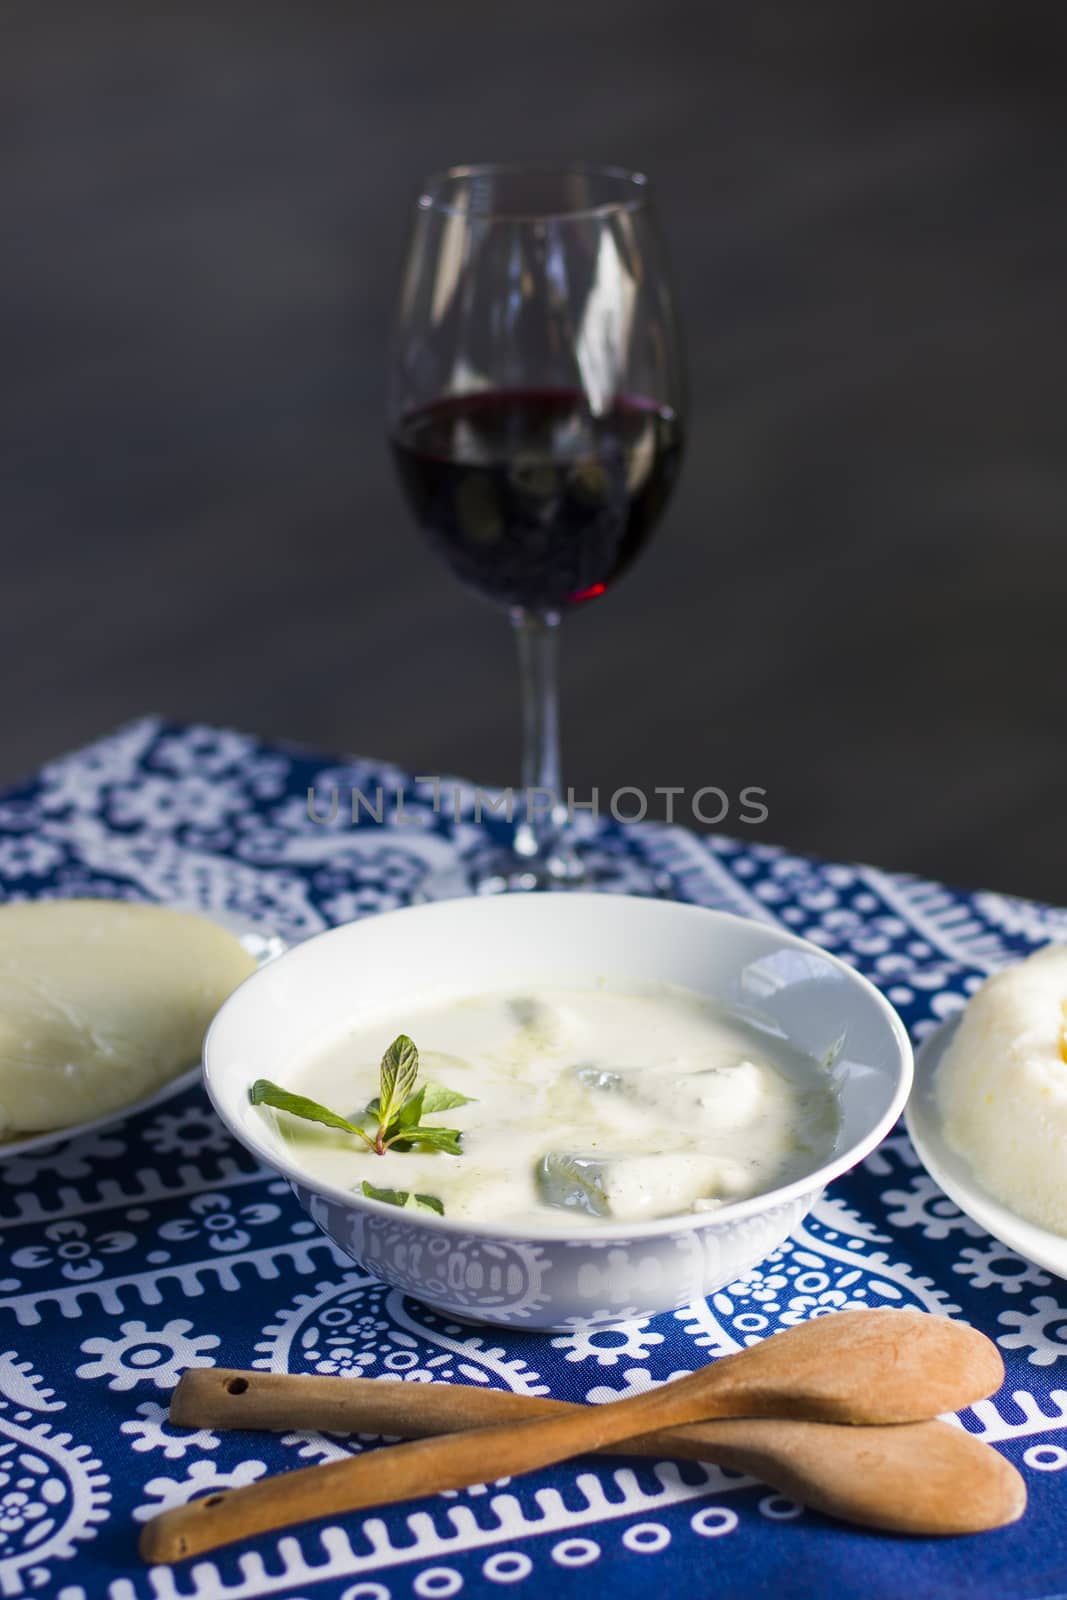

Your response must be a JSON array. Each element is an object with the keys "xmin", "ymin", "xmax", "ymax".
[
  {"xmin": 169, "ymin": 1366, "xmax": 1025, "ymax": 1536},
  {"xmin": 141, "ymin": 1309, "xmax": 1009, "ymax": 1562}
]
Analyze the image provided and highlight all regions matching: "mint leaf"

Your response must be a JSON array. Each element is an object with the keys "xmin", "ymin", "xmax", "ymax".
[
  {"xmin": 395, "ymin": 1086, "xmax": 426, "ymax": 1128},
  {"xmin": 361, "ymin": 1180, "xmax": 444, "ymax": 1216},
  {"xmin": 378, "ymin": 1034, "xmax": 419, "ymax": 1128},
  {"xmin": 250, "ymin": 1080, "xmax": 374, "ymax": 1146},
  {"xmin": 400, "ymin": 1125, "xmax": 464, "ymax": 1155},
  {"xmin": 419, "ymin": 1082, "xmax": 476, "ymax": 1115},
  {"xmin": 393, "ymin": 1082, "xmax": 473, "ymax": 1129}
]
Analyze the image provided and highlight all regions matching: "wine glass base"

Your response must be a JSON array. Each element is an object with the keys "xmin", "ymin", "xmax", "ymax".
[{"xmin": 465, "ymin": 843, "xmax": 677, "ymax": 899}]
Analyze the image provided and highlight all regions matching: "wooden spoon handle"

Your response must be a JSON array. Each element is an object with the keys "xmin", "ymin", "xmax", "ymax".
[
  {"xmin": 142, "ymin": 1379, "xmax": 699, "ymax": 1564},
  {"xmin": 163, "ymin": 1366, "xmax": 819, "ymax": 1462},
  {"xmin": 171, "ymin": 1366, "xmax": 777, "ymax": 1461},
  {"xmin": 171, "ymin": 1368, "xmax": 562, "ymax": 1438}
]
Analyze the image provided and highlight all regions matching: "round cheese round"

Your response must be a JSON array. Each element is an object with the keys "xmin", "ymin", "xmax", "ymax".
[
  {"xmin": 0, "ymin": 899, "xmax": 257, "ymax": 1137},
  {"xmin": 937, "ymin": 942, "xmax": 1067, "ymax": 1236}
]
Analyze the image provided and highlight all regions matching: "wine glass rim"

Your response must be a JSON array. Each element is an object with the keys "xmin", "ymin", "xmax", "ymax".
[{"xmin": 417, "ymin": 161, "xmax": 652, "ymax": 221}]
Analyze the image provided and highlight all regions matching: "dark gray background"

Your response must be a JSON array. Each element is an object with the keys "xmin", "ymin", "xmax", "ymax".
[{"xmin": 4, "ymin": 3, "xmax": 1065, "ymax": 900}]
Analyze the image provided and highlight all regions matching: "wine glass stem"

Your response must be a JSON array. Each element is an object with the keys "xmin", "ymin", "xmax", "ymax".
[{"xmin": 511, "ymin": 608, "xmax": 566, "ymax": 865}]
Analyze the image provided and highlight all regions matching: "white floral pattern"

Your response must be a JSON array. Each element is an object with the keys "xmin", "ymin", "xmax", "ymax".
[
  {"xmin": 157, "ymin": 1192, "xmax": 281, "ymax": 1254},
  {"xmin": 142, "ymin": 1105, "xmax": 232, "ymax": 1159},
  {"xmin": 551, "ymin": 1320, "xmax": 665, "ymax": 1367},
  {"xmin": 0, "ymin": 837, "xmax": 62, "ymax": 878},
  {"xmin": 11, "ymin": 1219, "xmax": 137, "ymax": 1282},
  {"xmin": 998, "ymin": 1297, "xmax": 1067, "ymax": 1367},
  {"xmin": 120, "ymin": 1402, "xmax": 220, "ymax": 1461},
  {"xmin": 76, "ymin": 1320, "xmax": 220, "ymax": 1392}
]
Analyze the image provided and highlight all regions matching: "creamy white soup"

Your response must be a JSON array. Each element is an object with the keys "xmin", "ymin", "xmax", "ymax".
[{"xmin": 265, "ymin": 986, "xmax": 840, "ymax": 1227}]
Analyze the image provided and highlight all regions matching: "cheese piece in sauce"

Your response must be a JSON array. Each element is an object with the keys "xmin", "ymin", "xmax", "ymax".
[
  {"xmin": 0, "ymin": 899, "xmax": 257, "ymax": 1136},
  {"xmin": 273, "ymin": 986, "xmax": 840, "ymax": 1227}
]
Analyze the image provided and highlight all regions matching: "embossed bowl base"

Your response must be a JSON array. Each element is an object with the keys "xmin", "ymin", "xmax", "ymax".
[{"xmin": 296, "ymin": 1182, "xmax": 818, "ymax": 1330}]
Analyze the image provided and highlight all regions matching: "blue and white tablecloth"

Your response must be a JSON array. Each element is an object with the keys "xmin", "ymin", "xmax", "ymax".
[{"xmin": 0, "ymin": 717, "xmax": 1065, "ymax": 1600}]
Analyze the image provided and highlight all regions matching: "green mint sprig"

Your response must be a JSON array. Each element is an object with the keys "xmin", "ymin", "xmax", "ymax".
[{"xmin": 250, "ymin": 1033, "xmax": 473, "ymax": 1160}]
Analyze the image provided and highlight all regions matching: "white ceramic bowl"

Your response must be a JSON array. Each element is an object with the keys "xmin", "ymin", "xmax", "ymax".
[{"xmin": 204, "ymin": 895, "xmax": 912, "ymax": 1330}]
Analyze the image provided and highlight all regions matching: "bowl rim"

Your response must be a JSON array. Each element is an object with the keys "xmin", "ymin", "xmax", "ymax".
[{"xmin": 203, "ymin": 895, "xmax": 914, "ymax": 1243}]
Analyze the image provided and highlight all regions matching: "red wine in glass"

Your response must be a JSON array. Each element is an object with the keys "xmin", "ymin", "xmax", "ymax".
[
  {"xmin": 388, "ymin": 163, "xmax": 686, "ymax": 893},
  {"xmin": 390, "ymin": 389, "xmax": 684, "ymax": 612}
]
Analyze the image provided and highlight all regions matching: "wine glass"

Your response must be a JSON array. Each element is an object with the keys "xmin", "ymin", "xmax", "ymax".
[{"xmin": 388, "ymin": 163, "xmax": 685, "ymax": 893}]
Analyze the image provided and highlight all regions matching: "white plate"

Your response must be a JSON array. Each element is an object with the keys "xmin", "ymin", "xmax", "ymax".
[
  {"xmin": 907, "ymin": 1014, "xmax": 1067, "ymax": 1281},
  {"xmin": 0, "ymin": 910, "xmax": 286, "ymax": 1160}
]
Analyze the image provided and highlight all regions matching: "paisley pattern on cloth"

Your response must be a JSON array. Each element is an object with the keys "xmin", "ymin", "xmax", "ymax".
[{"xmin": 0, "ymin": 717, "xmax": 1064, "ymax": 1600}]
